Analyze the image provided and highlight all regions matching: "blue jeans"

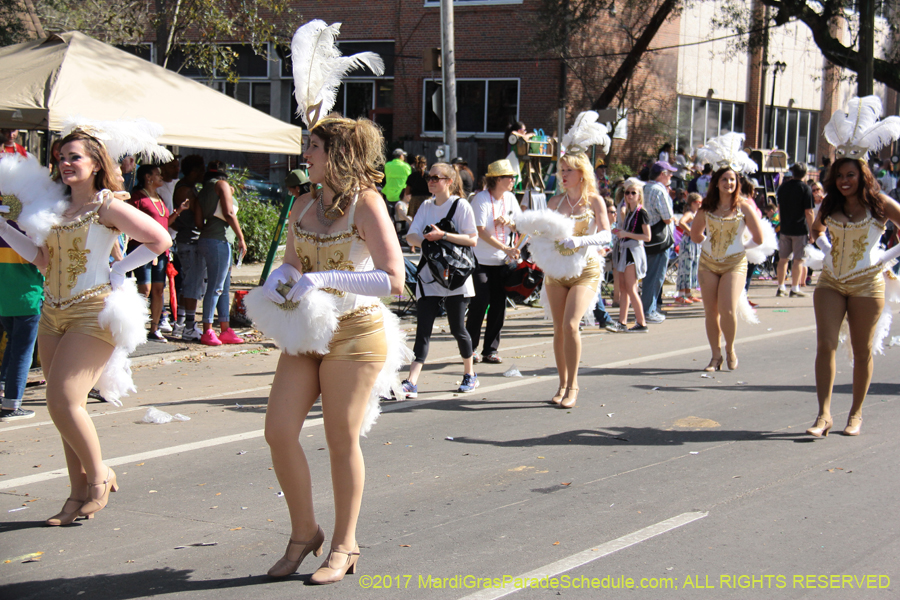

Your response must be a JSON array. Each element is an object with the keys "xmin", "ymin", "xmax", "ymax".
[
  {"xmin": 0, "ymin": 314, "xmax": 40, "ymax": 410},
  {"xmin": 198, "ymin": 238, "xmax": 232, "ymax": 325},
  {"xmin": 593, "ymin": 296, "xmax": 611, "ymax": 324},
  {"xmin": 641, "ymin": 251, "xmax": 668, "ymax": 315}
]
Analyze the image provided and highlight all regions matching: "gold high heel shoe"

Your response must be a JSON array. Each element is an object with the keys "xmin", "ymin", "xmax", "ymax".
[
  {"xmin": 78, "ymin": 467, "xmax": 118, "ymax": 517},
  {"xmin": 267, "ymin": 525, "xmax": 325, "ymax": 577},
  {"xmin": 45, "ymin": 498, "xmax": 94, "ymax": 526},
  {"xmin": 309, "ymin": 545, "xmax": 360, "ymax": 585},
  {"xmin": 843, "ymin": 415, "xmax": 863, "ymax": 436},
  {"xmin": 726, "ymin": 350, "xmax": 738, "ymax": 371},
  {"xmin": 549, "ymin": 386, "xmax": 566, "ymax": 405},
  {"xmin": 559, "ymin": 387, "xmax": 579, "ymax": 409},
  {"xmin": 806, "ymin": 416, "xmax": 833, "ymax": 437},
  {"xmin": 703, "ymin": 357, "xmax": 723, "ymax": 372}
]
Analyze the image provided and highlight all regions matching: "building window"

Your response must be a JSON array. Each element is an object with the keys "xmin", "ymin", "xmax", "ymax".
[
  {"xmin": 676, "ymin": 96, "xmax": 745, "ymax": 152},
  {"xmin": 423, "ymin": 79, "xmax": 519, "ymax": 136},
  {"xmin": 424, "ymin": 0, "xmax": 523, "ymax": 5},
  {"xmin": 169, "ymin": 43, "xmax": 270, "ymax": 79},
  {"xmin": 762, "ymin": 107, "xmax": 819, "ymax": 163},
  {"xmin": 207, "ymin": 81, "xmax": 272, "ymax": 115},
  {"xmin": 290, "ymin": 80, "xmax": 395, "ymax": 140}
]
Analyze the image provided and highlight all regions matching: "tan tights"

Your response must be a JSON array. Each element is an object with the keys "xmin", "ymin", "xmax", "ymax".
[
  {"xmin": 698, "ymin": 268, "xmax": 745, "ymax": 359},
  {"xmin": 546, "ymin": 283, "xmax": 597, "ymax": 390},
  {"xmin": 813, "ymin": 287, "xmax": 883, "ymax": 421},
  {"xmin": 38, "ymin": 332, "xmax": 115, "ymax": 500},
  {"xmin": 265, "ymin": 352, "xmax": 382, "ymax": 556}
]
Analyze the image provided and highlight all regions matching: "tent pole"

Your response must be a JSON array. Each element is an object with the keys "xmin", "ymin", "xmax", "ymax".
[{"xmin": 259, "ymin": 192, "xmax": 297, "ymax": 285}]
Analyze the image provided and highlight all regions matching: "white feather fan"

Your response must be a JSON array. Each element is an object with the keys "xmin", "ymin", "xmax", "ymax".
[
  {"xmin": 244, "ymin": 287, "xmax": 339, "ymax": 356},
  {"xmin": 743, "ymin": 218, "xmax": 777, "ymax": 265},
  {"xmin": 823, "ymin": 95, "xmax": 900, "ymax": 159},
  {"xmin": 562, "ymin": 111, "xmax": 611, "ymax": 155},
  {"xmin": 291, "ymin": 20, "xmax": 385, "ymax": 128},
  {"xmin": 696, "ymin": 132, "xmax": 758, "ymax": 174},
  {"xmin": 516, "ymin": 209, "xmax": 588, "ymax": 279},
  {"xmin": 61, "ymin": 117, "xmax": 173, "ymax": 163},
  {"xmin": 0, "ymin": 154, "xmax": 66, "ymax": 246}
]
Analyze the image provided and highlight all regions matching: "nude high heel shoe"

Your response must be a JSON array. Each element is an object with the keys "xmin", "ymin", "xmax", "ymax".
[
  {"xmin": 267, "ymin": 525, "xmax": 325, "ymax": 578},
  {"xmin": 78, "ymin": 467, "xmax": 118, "ymax": 517},
  {"xmin": 559, "ymin": 387, "xmax": 579, "ymax": 409},
  {"xmin": 842, "ymin": 415, "xmax": 863, "ymax": 436},
  {"xmin": 806, "ymin": 416, "xmax": 833, "ymax": 437},
  {"xmin": 46, "ymin": 498, "xmax": 94, "ymax": 526},
  {"xmin": 549, "ymin": 386, "xmax": 566, "ymax": 405},
  {"xmin": 309, "ymin": 545, "xmax": 360, "ymax": 585},
  {"xmin": 726, "ymin": 350, "xmax": 738, "ymax": 371},
  {"xmin": 704, "ymin": 356, "xmax": 723, "ymax": 372}
]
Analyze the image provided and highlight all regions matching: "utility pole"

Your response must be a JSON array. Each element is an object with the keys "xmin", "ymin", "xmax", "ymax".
[
  {"xmin": 440, "ymin": 0, "xmax": 458, "ymax": 160},
  {"xmin": 857, "ymin": 0, "xmax": 875, "ymax": 96},
  {"xmin": 558, "ymin": 0, "xmax": 570, "ymax": 156}
]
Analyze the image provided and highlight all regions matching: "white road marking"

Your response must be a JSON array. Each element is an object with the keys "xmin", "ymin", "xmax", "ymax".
[
  {"xmin": 0, "ymin": 326, "xmax": 814, "ymax": 491},
  {"xmin": 458, "ymin": 511, "xmax": 708, "ymax": 600}
]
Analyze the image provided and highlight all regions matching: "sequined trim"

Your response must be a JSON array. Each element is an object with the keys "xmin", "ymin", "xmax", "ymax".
[
  {"xmin": 66, "ymin": 237, "xmax": 91, "ymax": 289},
  {"xmin": 339, "ymin": 303, "xmax": 380, "ymax": 322},
  {"xmin": 292, "ymin": 222, "xmax": 361, "ymax": 247},
  {"xmin": 52, "ymin": 210, "xmax": 119, "ymax": 235},
  {"xmin": 568, "ymin": 210, "xmax": 593, "ymax": 222},
  {"xmin": 44, "ymin": 283, "xmax": 110, "ymax": 309},
  {"xmin": 554, "ymin": 241, "xmax": 577, "ymax": 256},
  {"xmin": 824, "ymin": 262, "xmax": 884, "ymax": 283},
  {"xmin": 824, "ymin": 216, "xmax": 883, "ymax": 232}
]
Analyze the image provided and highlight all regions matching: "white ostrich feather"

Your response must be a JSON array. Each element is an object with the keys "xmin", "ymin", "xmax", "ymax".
[
  {"xmin": 0, "ymin": 154, "xmax": 66, "ymax": 245},
  {"xmin": 516, "ymin": 209, "xmax": 574, "ymax": 239},
  {"xmin": 561, "ymin": 111, "xmax": 611, "ymax": 155},
  {"xmin": 62, "ymin": 117, "xmax": 173, "ymax": 163},
  {"xmin": 803, "ymin": 244, "xmax": 825, "ymax": 271},
  {"xmin": 244, "ymin": 286, "xmax": 339, "ymax": 356},
  {"xmin": 517, "ymin": 210, "xmax": 589, "ymax": 279},
  {"xmin": 696, "ymin": 132, "xmax": 758, "ymax": 175},
  {"xmin": 737, "ymin": 289, "xmax": 759, "ymax": 325},
  {"xmin": 743, "ymin": 218, "xmax": 777, "ymax": 265},
  {"xmin": 95, "ymin": 279, "xmax": 151, "ymax": 406},
  {"xmin": 362, "ymin": 304, "xmax": 413, "ymax": 436},
  {"xmin": 823, "ymin": 96, "xmax": 900, "ymax": 159},
  {"xmin": 291, "ymin": 20, "xmax": 385, "ymax": 128}
]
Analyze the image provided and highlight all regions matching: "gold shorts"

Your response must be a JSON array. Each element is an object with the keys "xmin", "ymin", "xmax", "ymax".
[
  {"xmin": 308, "ymin": 306, "xmax": 387, "ymax": 362},
  {"xmin": 545, "ymin": 258, "xmax": 601, "ymax": 292},
  {"xmin": 699, "ymin": 252, "xmax": 747, "ymax": 277},
  {"xmin": 38, "ymin": 293, "xmax": 115, "ymax": 347},
  {"xmin": 817, "ymin": 269, "xmax": 884, "ymax": 299}
]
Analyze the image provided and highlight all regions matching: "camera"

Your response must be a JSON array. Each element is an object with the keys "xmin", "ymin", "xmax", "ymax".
[{"xmin": 424, "ymin": 224, "xmax": 435, "ymax": 234}]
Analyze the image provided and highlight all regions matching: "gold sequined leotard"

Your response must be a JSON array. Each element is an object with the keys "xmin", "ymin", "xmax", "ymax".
[
  {"xmin": 699, "ymin": 210, "xmax": 748, "ymax": 276},
  {"xmin": 817, "ymin": 212, "xmax": 886, "ymax": 298},
  {"xmin": 545, "ymin": 207, "xmax": 601, "ymax": 291}
]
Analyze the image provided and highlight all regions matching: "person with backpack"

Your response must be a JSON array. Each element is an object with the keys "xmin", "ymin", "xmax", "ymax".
[{"xmin": 402, "ymin": 162, "xmax": 478, "ymax": 397}]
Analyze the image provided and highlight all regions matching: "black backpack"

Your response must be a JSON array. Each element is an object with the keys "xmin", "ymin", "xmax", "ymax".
[{"xmin": 417, "ymin": 197, "xmax": 477, "ymax": 290}]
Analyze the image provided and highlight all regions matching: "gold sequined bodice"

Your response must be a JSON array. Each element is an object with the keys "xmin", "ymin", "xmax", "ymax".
[
  {"xmin": 824, "ymin": 215, "xmax": 885, "ymax": 281},
  {"xmin": 569, "ymin": 209, "xmax": 594, "ymax": 237},
  {"xmin": 702, "ymin": 210, "xmax": 746, "ymax": 260},
  {"xmin": 44, "ymin": 208, "xmax": 118, "ymax": 309}
]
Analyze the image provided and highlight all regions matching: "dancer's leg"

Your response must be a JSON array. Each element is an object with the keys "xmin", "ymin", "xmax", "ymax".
[
  {"xmin": 545, "ymin": 284, "xmax": 569, "ymax": 388},
  {"xmin": 845, "ymin": 296, "xmax": 884, "ymax": 418},
  {"xmin": 319, "ymin": 359, "xmax": 383, "ymax": 551},
  {"xmin": 716, "ymin": 270, "xmax": 745, "ymax": 356},
  {"xmin": 264, "ymin": 352, "xmax": 322, "ymax": 546},
  {"xmin": 698, "ymin": 269, "xmax": 723, "ymax": 359},
  {"xmin": 813, "ymin": 287, "xmax": 848, "ymax": 419},
  {"xmin": 562, "ymin": 285, "xmax": 598, "ymax": 390}
]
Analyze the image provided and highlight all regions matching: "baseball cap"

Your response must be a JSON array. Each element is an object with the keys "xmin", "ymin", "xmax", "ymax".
[{"xmin": 650, "ymin": 161, "xmax": 677, "ymax": 177}]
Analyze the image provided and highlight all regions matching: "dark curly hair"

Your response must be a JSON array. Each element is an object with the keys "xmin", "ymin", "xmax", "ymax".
[{"xmin": 819, "ymin": 157, "xmax": 884, "ymax": 221}]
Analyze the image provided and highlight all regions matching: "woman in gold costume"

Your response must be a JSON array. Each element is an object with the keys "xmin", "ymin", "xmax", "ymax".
[{"xmin": 690, "ymin": 166, "xmax": 764, "ymax": 371}]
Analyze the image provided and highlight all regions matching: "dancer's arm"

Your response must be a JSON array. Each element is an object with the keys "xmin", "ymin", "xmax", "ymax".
[
  {"xmin": 0, "ymin": 218, "xmax": 47, "ymax": 268},
  {"xmin": 562, "ymin": 193, "xmax": 611, "ymax": 248},
  {"xmin": 262, "ymin": 193, "xmax": 312, "ymax": 303},
  {"xmin": 741, "ymin": 199, "xmax": 764, "ymax": 246},
  {"xmin": 690, "ymin": 209, "xmax": 707, "ymax": 244}
]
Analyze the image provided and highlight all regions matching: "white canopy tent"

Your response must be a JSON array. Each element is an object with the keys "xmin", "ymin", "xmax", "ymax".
[{"xmin": 0, "ymin": 31, "xmax": 304, "ymax": 155}]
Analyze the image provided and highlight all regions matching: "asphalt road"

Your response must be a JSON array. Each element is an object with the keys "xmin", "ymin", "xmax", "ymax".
[{"xmin": 1, "ymin": 285, "xmax": 897, "ymax": 600}]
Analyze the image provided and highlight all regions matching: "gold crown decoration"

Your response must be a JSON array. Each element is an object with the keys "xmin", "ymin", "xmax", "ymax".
[
  {"xmin": 824, "ymin": 96, "xmax": 900, "ymax": 160},
  {"xmin": 0, "ymin": 193, "xmax": 23, "ymax": 221},
  {"xmin": 561, "ymin": 111, "xmax": 611, "ymax": 156},
  {"xmin": 291, "ymin": 20, "xmax": 384, "ymax": 130},
  {"xmin": 696, "ymin": 132, "xmax": 758, "ymax": 174}
]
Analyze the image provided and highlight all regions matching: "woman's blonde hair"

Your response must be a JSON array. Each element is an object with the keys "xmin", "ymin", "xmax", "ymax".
[
  {"xmin": 310, "ymin": 116, "xmax": 385, "ymax": 215},
  {"xmin": 623, "ymin": 181, "xmax": 644, "ymax": 206},
  {"xmin": 558, "ymin": 152, "xmax": 599, "ymax": 206},
  {"xmin": 56, "ymin": 129, "xmax": 122, "ymax": 193},
  {"xmin": 430, "ymin": 162, "xmax": 463, "ymax": 197}
]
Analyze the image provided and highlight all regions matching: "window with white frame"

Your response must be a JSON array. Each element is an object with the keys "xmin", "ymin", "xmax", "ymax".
[
  {"xmin": 423, "ymin": 79, "xmax": 519, "ymax": 136},
  {"xmin": 762, "ymin": 107, "xmax": 819, "ymax": 164},
  {"xmin": 676, "ymin": 96, "xmax": 745, "ymax": 152},
  {"xmin": 176, "ymin": 43, "xmax": 271, "ymax": 114}
]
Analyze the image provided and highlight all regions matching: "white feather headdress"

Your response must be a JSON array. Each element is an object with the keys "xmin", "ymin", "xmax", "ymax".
[
  {"xmin": 561, "ymin": 111, "xmax": 611, "ymax": 156},
  {"xmin": 695, "ymin": 132, "xmax": 758, "ymax": 174},
  {"xmin": 823, "ymin": 95, "xmax": 900, "ymax": 159},
  {"xmin": 291, "ymin": 20, "xmax": 385, "ymax": 129},
  {"xmin": 61, "ymin": 117, "xmax": 173, "ymax": 163}
]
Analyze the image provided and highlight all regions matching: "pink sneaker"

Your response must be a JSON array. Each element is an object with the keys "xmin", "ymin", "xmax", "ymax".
[
  {"xmin": 218, "ymin": 328, "xmax": 244, "ymax": 344},
  {"xmin": 200, "ymin": 329, "xmax": 223, "ymax": 346}
]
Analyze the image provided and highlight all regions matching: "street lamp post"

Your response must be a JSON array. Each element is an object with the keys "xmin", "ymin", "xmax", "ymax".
[{"xmin": 766, "ymin": 61, "xmax": 787, "ymax": 149}]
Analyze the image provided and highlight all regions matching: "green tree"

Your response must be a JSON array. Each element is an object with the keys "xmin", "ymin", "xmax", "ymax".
[{"xmin": 0, "ymin": 0, "xmax": 29, "ymax": 46}]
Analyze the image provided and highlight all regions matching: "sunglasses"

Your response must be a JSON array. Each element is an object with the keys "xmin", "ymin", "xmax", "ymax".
[
  {"xmin": 624, "ymin": 191, "xmax": 638, "ymax": 196},
  {"xmin": 426, "ymin": 176, "xmax": 449, "ymax": 183}
]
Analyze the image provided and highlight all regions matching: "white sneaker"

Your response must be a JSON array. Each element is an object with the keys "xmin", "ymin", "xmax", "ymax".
[
  {"xmin": 172, "ymin": 322, "xmax": 185, "ymax": 337},
  {"xmin": 181, "ymin": 325, "xmax": 202, "ymax": 341},
  {"xmin": 158, "ymin": 317, "xmax": 173, "ymax": 333}
]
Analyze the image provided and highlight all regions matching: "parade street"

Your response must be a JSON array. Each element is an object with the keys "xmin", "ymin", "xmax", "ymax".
[{"xmin": 1, "ymin": 286, "xmax": 897, "ymax": 600}]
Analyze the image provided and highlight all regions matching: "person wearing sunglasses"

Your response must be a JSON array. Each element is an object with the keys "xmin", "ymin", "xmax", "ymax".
[
  {"xmin": 466, "ymin": 159, "xmax": 522, "ymax": 365},
  {"xmin": 403, "ymin": 163, "xmax": 479, "ymax": 397},
  {"xmin": 608, "ymin": 180, "xmax": 651, "ymax": 332}
]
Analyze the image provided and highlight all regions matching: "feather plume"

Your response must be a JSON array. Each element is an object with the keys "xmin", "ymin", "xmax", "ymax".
[
  {"xmin": 696, "ymin": 132, "xmax": 758, "ymax": 174},
  {"xmin": 823, "ymin": 96, "xmax": 900, "ymax": 158},
  {"xmin": 62, "ymin": 117, "xmax": 172, "ymax": 163},
  {"xmin": 0, "ymin": 154, "xmax": 66, "ymax": 245},
  {"xmin": 291, "ymin": 20, "xmax": 385, "ymax": 128},
  {"xmin": 562, "ymin": 111, "xmax": 611, "ymax": 155}
]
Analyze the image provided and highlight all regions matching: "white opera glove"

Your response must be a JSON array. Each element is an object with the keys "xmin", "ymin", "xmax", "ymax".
[
  {"xmin": 261, "ymin": 263, "xmax": 302, "ymax": 304},
  {"xmin": 744, "ymin": 237, "xmax": 761, "ymax": 249},
  {"xmin": 109, "ymin": 245, "xmax": 159, "ymax": 290},
  {"xmin": 879, "ymin": 243, "xmax": 900, "ymax": 265},
  {"xmin": 0, "ymin": 218, "xmax": 39, "ymax": 263},
  {"xmin": 815, "ymin": 234, "xmax": 832, "ymax": 254},
  {"xmin": 285, "ymin": 269, "xmax": 392, "ymax": 302},
  {"xmin": 561, "ymin": 230, "xmax": 612, "ymax": 250}
]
